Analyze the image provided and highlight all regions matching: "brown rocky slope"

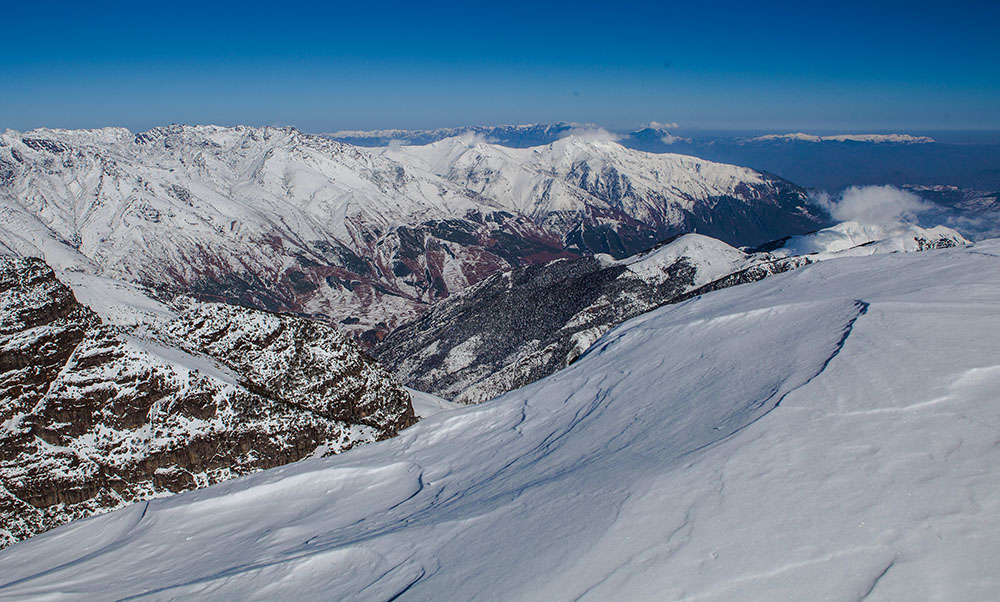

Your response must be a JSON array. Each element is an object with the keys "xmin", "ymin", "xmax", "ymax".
[{"xmin": 0, "ymin": 255, "xmax": 414, "ymax": 549}]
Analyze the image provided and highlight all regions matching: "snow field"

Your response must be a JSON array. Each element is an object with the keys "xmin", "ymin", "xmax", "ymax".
[{"xmin": 0, "ymin": 242, "xmax": 998, "ymax": 600}]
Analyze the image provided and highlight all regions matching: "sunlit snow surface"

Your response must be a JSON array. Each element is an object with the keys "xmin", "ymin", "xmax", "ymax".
[
  {"xmin": 2, "ymin": 242, "xmax": 999, "ymax": 600},
  {"xmin": 406, "ymin": 388, "xmax": 460, "ymax": 418}
]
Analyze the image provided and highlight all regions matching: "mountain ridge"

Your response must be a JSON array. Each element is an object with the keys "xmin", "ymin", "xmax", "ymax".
[
  {"xmin": 0, "ymin": 124, "xmax": 826, "ymax": 343},
  {"xmin": 0, "ymin": 254, "xmax": 414, "ymax": 549}
]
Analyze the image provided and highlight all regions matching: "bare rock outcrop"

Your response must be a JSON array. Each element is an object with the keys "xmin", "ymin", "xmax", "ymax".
[{"xmin": 0, "ymin": 256, "xmax": 414, "ymax": 549}]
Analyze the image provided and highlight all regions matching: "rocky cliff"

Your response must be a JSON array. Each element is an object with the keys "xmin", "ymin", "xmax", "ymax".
[{"xmin": 0, "ymin": 255, "xmax": 414, "ymax": 549}]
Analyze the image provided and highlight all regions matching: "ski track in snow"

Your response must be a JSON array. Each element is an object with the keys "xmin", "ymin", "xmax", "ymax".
[{"xmin": 1, "ymin": 243, "xmax": 999, "ymax": 600}]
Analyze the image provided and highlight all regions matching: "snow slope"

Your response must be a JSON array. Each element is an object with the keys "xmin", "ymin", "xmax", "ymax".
[
  {"xmin": 406, "ymin": 388, "xmax": 460, "ymax": 418},
  {"xmin": 1, "ymin": 242, "xmax": 998, "ymax": 600}
]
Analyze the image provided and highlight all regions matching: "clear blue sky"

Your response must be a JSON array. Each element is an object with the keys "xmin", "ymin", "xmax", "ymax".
[{"xmin": 2, "ymin": 0, "xmax": 998, "ymax": 133}]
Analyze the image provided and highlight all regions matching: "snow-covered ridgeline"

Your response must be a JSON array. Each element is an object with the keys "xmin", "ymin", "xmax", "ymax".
[
  {"xmin": 747, "ymin": 133, "xmax": 936, "ymax": 144},
  {"xmin": 775, "ymin": 221, "xmax": 968, "ymax": 258},
  {"xmin": 1, "ymin": 241, "xmax": 997, "ymax": 600},
  {"xmin": 0, "ymin": 125, "xmax": 824, "ymax": 342}
]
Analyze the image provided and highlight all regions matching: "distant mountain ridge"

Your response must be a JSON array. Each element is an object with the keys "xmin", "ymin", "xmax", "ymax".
[
  {"xmin": 326, "ymin": 123, "xmax": 1000, "ymax": 191},
  {"xmin": 326, "ymin": 122, "xmax": 580, "ymax": 148},
  {"xmin": 325, "ymin": 122, "xmax": 935, "ymax": 148},
  {"xmin": 745, "ymin": 133, "xmax": 935, "ymax": 144}
]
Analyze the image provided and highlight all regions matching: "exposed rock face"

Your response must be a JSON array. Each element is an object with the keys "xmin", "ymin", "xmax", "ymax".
[
  {"xmin": 0, "ymin": 256, "xmax": 414, "ymax": 549},
  {"xmin": 166, "ymin": 300, "xmax": 415, "ymax": 431},
  {"xmin": 915, "ymin": 236, "xmax": 960, "ymax": 251},
  {"xmin": 0, "ymin": 256, "xmax": 100, "ymax": 414}
]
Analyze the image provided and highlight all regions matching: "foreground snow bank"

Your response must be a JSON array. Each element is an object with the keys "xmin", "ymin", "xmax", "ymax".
[{"xmin": 1, "ymin": 242, "xmax": 999, "ymax": 600}]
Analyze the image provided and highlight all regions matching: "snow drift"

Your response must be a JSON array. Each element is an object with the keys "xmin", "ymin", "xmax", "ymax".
[{"xmin": 0, "ymin": 242, "xmax": 998, "ymax": 600}]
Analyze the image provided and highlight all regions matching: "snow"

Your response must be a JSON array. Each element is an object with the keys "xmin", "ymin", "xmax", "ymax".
[
  {"xmin": 121, "ymin": 334, "xmax": 241, "ymax": 388},
  {"xmin": 441, "ymin": 334, "xmax": 482, "ymax": 373},
  {"xmin": 776, "ymin": 221, "xmax": 970, "ymax": 258},
  {"xmin": 622, "ymin": 233, "xmax": 749, "ymax": 285},
  {"xmin": 1, "ymin": 242, "xmax": 998, "ymax": 600},
  {"xmin": 407, "ymin": 388, "xmax": 460, "ymax": 418},
  {"xmin": 57, "ymin": 271, "xmax": 177, "ymax": 331},
  {"xmin": 382, "ymin": 135, "xmax": 775, "ymax": 222},
  {"xmin": 0, "ymin": 125, "xmax": 816, "ymax": 339},
  {"xmin": 748, "ymin": 133, "xmax": 936, "ymax": 144}
]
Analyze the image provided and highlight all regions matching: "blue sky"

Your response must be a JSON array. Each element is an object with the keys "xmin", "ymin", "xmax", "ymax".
[{"xmin": 2, "ymin": 0, "xmax": 998, "ymax": 133}]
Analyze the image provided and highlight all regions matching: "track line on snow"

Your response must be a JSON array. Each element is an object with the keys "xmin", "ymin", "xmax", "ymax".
[
  {"xmin": 858, "ymin": 560, "xmax": 895, "ymax": 601},
  {"xmin": 382, "ymin": 567, "xmax": 428, "ymax": 602},
  {"xmin": 681, "ymin": 299, "xmax": 870, "ymax": 458},
  {"xmin": 0, "ymin": 501, "xmax": 151, "ymax": 593}
]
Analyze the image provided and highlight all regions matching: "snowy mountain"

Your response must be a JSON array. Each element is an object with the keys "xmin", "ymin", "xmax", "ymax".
[
  {"xmin": 1, "ymin": 240, "xmax": 996, "ymax": 600},
  {"xmin": 325, "ymin": 123, "xmax": 935, "ymax": 148},
  {"xmin": 0, "ymin": 125, "xmax": 825, "ymax": 342},
  {"xmin": 327, "ymin": 124, "xmax": 937, "ymax": 149},
  {"xmin": 771, "ymin": 221, "xmax": 968, "ymax": 258},
  {"xmin": 0, "ymin": 255, "xmax": 413, "ymax": 549},
  {"xmin": 746, "ymin": 133, "xmax": 936, "ymax": 144},
  {"xmin": 330, "ymin": 123, "xmax": 1000, "ymax": 192},
  {"xmin": 374, "ymin": 234, "xmax": 801, "ymax": 404},
  {"xmin": 381, "ymin": 135, "xmax": 823, "ymax": 254},
  {"xmin": 376, "ymin": 225, "xmax": 967, "ymax": 404}
]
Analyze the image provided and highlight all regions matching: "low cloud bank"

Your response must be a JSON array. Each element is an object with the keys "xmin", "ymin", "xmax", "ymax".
[
  {"xmin": 811, "ymin": 185, "xmax": 998, "ymax": 241},
  {"xmin": 561, "ymin": 126, "xmax": 621, "ymax": 142},
  {"xmin": 920, "ymin": 205, "xmax": 1000, "ymax": 241},
  {"xmin": 811, "ymin": 185, "xmax": 933, "ymax": 225}
]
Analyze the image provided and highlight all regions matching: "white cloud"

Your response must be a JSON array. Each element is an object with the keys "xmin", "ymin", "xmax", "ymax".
[
  {"xmin": 647, "ymin": 121, "xmax": 679, "ymax": 130},
  {"xmin": 659, "ymin": 133, "xmax": 688, "ymax": 144},
  {"xmin": 560, "ymin": 126, "xmax": 621, "ymax": 142},
  {"xmin": 812, "ymin": 185, "xmax": 934, "ymax": 225},
  {"xmin": 456, "ymin": 132, "xmax": 492, "ymax": 147}
]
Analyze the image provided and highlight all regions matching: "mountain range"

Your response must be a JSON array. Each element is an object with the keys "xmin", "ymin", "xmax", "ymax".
[
  {"xmin": 0, "ymin": 122, "xmax": 995, "ymax": 598},
  {"xmin": 327, "ymin": 122, "xmax": 1000, "ymax": 191},
  {"xmin": 0, "ymin": 125, "xmax": 825, "ymax": 344}
]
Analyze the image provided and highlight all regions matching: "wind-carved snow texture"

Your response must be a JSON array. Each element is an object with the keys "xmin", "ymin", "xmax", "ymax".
[
  {"xmin": 0, "ymin": 256, "xmax": 414, "ymax": 549},
  {"xmin": 2, "ymin": 242, "xmax": 997, "ymax": 600},
  {"xmin": 376, "ymin": 225, "xmax": 966, "ymax": 404},
  {"xmin": 0, "ymin": 125, "xmax": 825, "ymax": 344}
]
